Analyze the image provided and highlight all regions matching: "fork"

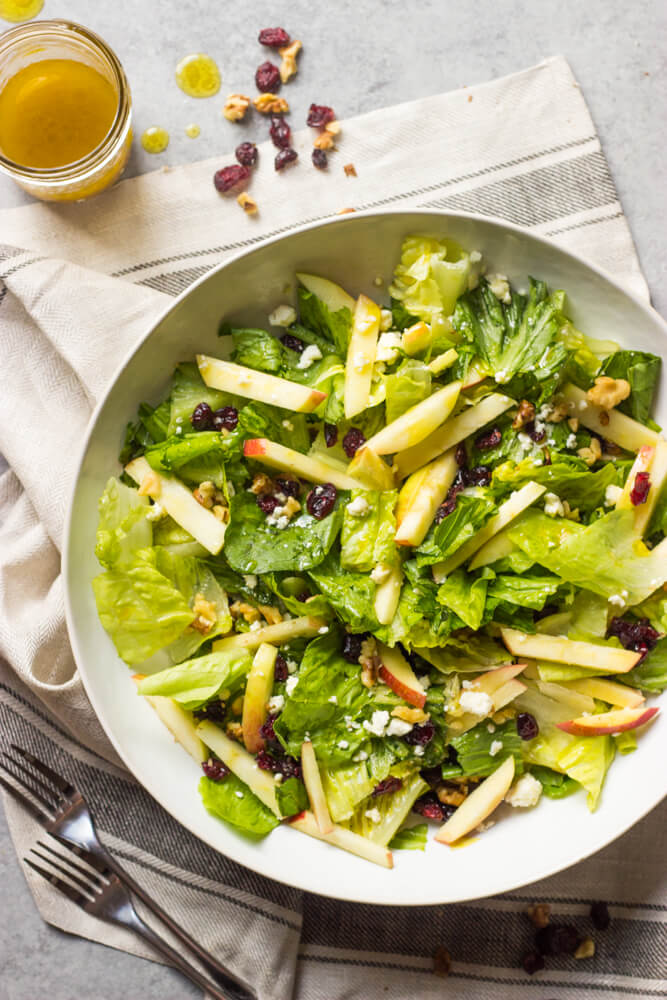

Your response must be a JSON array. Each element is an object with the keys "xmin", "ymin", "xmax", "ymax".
[
  {"xmin": 25, "ymin": 838, "xmax": 244, "ymax": 1000},
  {"xmin": 0, "ymin": 745, "xmax": 255, "ymax": 1000}
]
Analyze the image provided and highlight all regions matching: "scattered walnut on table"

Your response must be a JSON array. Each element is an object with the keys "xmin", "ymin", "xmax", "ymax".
[
  {"xmin": 223, "ymin": 93, "xmax": 251, "ymax": 122},
  {"xmin": 433, "ymin": 946, "xmax": 452, "ymax": 978},
  {"xmin": 526, "ymin": 902, "xmax": 551, "ymax": 928},
  {"xmin": 237, "ymin": 191, "xmax": 258, "ymax": 215},
  {"xmin": 278, "ymin": 39, "xmax": 302, "ymax": 83},
  {"xmin": 253, "ymin": 93, "xmax": 289, "ymax": 114}
]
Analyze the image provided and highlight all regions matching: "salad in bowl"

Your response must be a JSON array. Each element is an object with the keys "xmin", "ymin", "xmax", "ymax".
[{"xmin": 91, "ymin": 234, "xmax": 666, "ymax": 868}]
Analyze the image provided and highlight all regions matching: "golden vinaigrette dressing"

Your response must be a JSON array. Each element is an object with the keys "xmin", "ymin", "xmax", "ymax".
[
  {"xmin": 0, "ymin": 0, "xmax": 43, "ymax": 22},
  {"xmin": 0, "ymin": 58, "xmax": 118, "ymax": 168},
  {"xmin": 141, "ymin": 126, "xmax": 169, "ymax": 153},
  {"xmin": 175, "ymin": 53, "xmax": 220, "ymax": 97}
]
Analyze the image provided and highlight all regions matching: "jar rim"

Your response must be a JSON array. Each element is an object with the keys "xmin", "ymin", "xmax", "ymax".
[{"xmin": 0, "ymin": 18, "xmax": 131, "ymax": 181}]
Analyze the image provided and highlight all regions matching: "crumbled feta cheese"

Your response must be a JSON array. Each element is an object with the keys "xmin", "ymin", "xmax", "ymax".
[
  {"xmin": 268, "ymin": 304, "xmax": 297, "ymax": 327},
  {"xmin": 248, "ymin": 620, "xmax": 262, "ymax": 632},
  {"xmin": 146, "ymin": 502, "xmax": 166, "ymax": 521},
  {"xmin": 274, "ymin": 772, "xmax": 283, "ymax": 784},
  {"xmin": 371, "ymin": 563, "xmax": 391, "ymax": 584},
  {"xmin": 297, "ymin": 344, "xmax": 323, "ymax": 369},
  {"xmin": 328, "ymin": 695, "xmax": 338, "ymax": 704},
  {"xmin": 282, "ymin": 419, "xmax": 294, "ymax": 432},
  {"xmin": 470, "ymin": 250, "xmax": 482, "ymax": 263},
  {"xmin": 487, "ymin": 723, "xmax": 496, "ymax": 734},
  {"xmin": 608, "ymin": 593, "xmax": 626, "ymax": 608},
  {"xmin": 267, "ymin": 694, "xmax": 285, "ymax": 713},
  {"xmin": 365, "ymin": 807, "xmax": 382, "ymax": 823},
  {"xmin": 566, "ymin": 432, "xmax": 578, "ymax": 449},
  {"xmin": 489, "ymin": 740, "xmax": 504, "ymax": 757},
  {"xmin": 353, "ymin": 750, "xmax": 369, "ymax": 761},
  {"xmin": 459, "ymin": 690, "xmax": 494, "ymax": 717},
  {"xmin": 376, "ymin": 331, "xmax": 402, "ymax": 363},
  {"xmin": 605, "ymin": 484, "xmax": 623, "ymax": 506},
  {"xmin": 419, "ymin": 675, "xmax": 431, "ymax": 690},
  {"xmin": 347, "ymin": 495, "xmax": 370, "ymax": 517},
  {"xmin": 318, "ymin": 626, "xmax": 329, "ymax": 634},
  {"xmin": 286, "ymin": 658, "xmax": 298, "ymax": 674},
  {"xmin": 413, "ymin": 744, "xmax": 425, "ymax": 757},
  {"xmin": 543, "ymin": 492, "xmax": 566, "ymax": 518},
  {"xmin": 363, "ymin": 709, "xmax": 390, "ymax": 737},
  {"xmin": 235, "ymin": 790, "xmax": 244, "ymax": 799},
  {"xmin": 344, "ymin": 714, "xmax": 361, "ymax": 731},
  {"xmin": 488, "ymin": 273, "xmax": 511, "ymax": 304},
  {"xmin": 462, "ymin": 679, "xmax": 477, "ymax": 690},
  {"xmin": 337, "ymin": 739, "xmax": 349, "ymax": 750},
  {"xmin": 285, "ymin": 676, "xmax": 299, "ymax": 695},
  {"xmin": 517, "ymin": 431, "xmax": 534, "ymax": 452},
  {"xmin": 243, "ymin": 574, "xmax": 258, "ymax": 590},
  {"xmin": 505, "ymin": 773, "xmax": 543, "ymax": 808},
  {"xmin": 379, "ymin": 308, "xmax": 393, "ymax": 332},
  {"xmin": 386, "ymin": 718, "xmax": 413, "ymax": 737},
  {"xmin": 353, "ymin": 351, "xmax": 370, "ymax": 373}
]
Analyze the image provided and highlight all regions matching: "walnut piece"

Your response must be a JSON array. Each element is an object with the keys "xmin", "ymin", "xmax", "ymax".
[
  {"xmin": 258, "ymin": 604, "xmax": 283, "ymax": 625},
  {"xmin": 281, "ymin": 495, "xmax": 301, "ymax": 519},
  {"xmin": 192, "ymin": 593, "xmax": 217, "ymax": 627},
  {"xmin": 325, "ymin": 120, "xmax": 342, "ymax": 136},
  {"xmin": 253, "ymin": 93, "xmax": 289, "ymax": 114},
  {"xmin": 223, "ymin": 93, "xmax": 251, "ymax": 122},
  {"xmin": 314, "ymin": 131, "xmax": 336, "ymax": 150},
  {"xmin": 337, "ymin": 207, "xmax": 356, "ymax": 214},
  {"xmin": 278, "ymin": 39, "xmax": 301, "ymax": 83},
  {"xmin": 230, "ymin": 600, "xmax": 261, "ymax": 623},
  {"xmin": 226, "ymin": 721, "xmax": 243, "ymax": 741},
  {"xmin": 359, "ymin": 637, "xmax": 379, "ymax": 688},
  {"xmin": 574, "ymin": 937, "xmax": 595, "ymax": 960},
  {"xmin": 545, "ymin": 401, "xmax": 569, "ymax": 423},
  {"xmin": 391, "ymin": 705, "xmax": 429, "ymax": 724},
  {"xmin": 343, "ymin": 163, "xmax": 357, "ymax": 177},
  {"xmin": 193, "ymin": 480, "xmax": 218, "ymax": 509},
  {"xmin": 250, "ymin": 472, "xmax": 276, "ymax": 495},
  {"xmin": 433, "ymin": 946, "xmax": 452, "ymax": 978},
  {"xmin": 137, "ymin": 471, "xmax": 161, "ymax": 498},
  {"xmin": 577, "ymin": 436, "xmax": 602, "ymax": 466},
  {"xmin": 587, "ymin": 375, "xmax": 631, "ymax": 410},
  {"xmin": 212, "ymin": 504, "xmax": 229, "ymax": 522},
  {"xmin": 567, "ymin": 416, "xmax": 579, "ymax": 432},
  {"xmin": 436, "ymin": 784, "xmax": 467, "ymax": 807},
  {"xmin": 237, "ymin": 191, "xmax": 258, "ymax": 215},
  {"xmin": 526, "ymin": 903, "xmax": 551, "ymax": 928},
  {"xmin": 512, "ymin": 399, "xmax": 536, "ymax": 430}
]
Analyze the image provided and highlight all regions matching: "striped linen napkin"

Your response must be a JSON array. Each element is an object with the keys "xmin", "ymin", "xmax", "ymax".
[{"xmin": 0, "ymin": 55, "xmax": 664, "ymax": 1000}]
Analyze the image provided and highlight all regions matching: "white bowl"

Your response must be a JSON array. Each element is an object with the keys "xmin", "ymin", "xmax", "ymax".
[{"xmin": 64, "ymin": 210, "xmax": 667, "ymax": 905}]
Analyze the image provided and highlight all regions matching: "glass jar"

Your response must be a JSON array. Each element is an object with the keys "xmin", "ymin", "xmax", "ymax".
[{"xmin": 0, "ymin": 19, "xmax": 132, "ymax": 201}]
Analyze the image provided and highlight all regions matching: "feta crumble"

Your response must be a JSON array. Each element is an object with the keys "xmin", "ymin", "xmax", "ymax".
[
  {"xmin": 337, "ymin": 739, "xmax": 350, "ymax": 750},
  {"xmin": 371, "ymin": 563, "xmax": 391, "ymax": 584},
  {"xmin": 566, "ymin": 432, "xmax": 578, "ymax": 449},
  {"xmin": 328, "ymin": 695, "xmax": 338, "ymax": 704},
  {"xmin": 470, "ymin": 250, "xmax": 482, "ymax": 263},
  {"xmin": 517, "ymin": 431, "xmax": 534, "ymax": 452},
  {"xmin": 413, "ymin": 744, "xmax": 425, "ymax": 757},
  {"xmin": 459, "ymin": 690, "xmax": 494, "ymax": 717},
  {"xmin": 282, "ymin": 419, "xmax": 294, "ymax": 432},
  {"xmin": 376, "ymin": 331, "xmax": 402, "ymax": 363},
  {"xmin": 543, "ymin": 492, "xmax": 566, "ymax": 518},
  {"xmin": 243, "ymin": 574, "xmax": 258, "ymax": 589},
  {"xmin": 248, "ymin": 620, "xmax": 262, "ymax": 632},
  {"xmin": 505, "ymin": 773, "xmax": 543, "ymax": 808},
  {"xmin": 285, "ymin": 676, "xmax": 299, "ymax": 695},
  {"xmin": 267, "ymin": 694, "xmax": 285, "ymax": 713},
  {"xmin": 268, "ymin": 304, "xmax": 297, "ymax": 328},
  {"xmin": 489, "ymin": 740, "xmax": 504, "ymax": 757},
  {"xmin": 347, "ymin": 495, "xmax": 370, "ymax": 517},
  {"xmin": 363, "ymin": 709, "xmax": 390, "ymax": 737},
  {"xmin": 146, "ymin": 502, "xmax": 166, "ymax": 521},
  {"xmin": 353, "ymin": 750, "xmax": 369, "ymax": 762},
  {"xmin": 297, "ymin": 344, "xmax": 323, "ymax": 369},
  {"xmin": 364, "ymin": 807, "xmax": 382, "ymax": 824},
  {"xmin": 608, "ymin": 593, "xmax": 626, "ymax": 608},
  {"xmin": 488, "ymin": 273, "xmax": 511, "ymax": 305},
  {"xmin": 379, "ymin": 308, "xmax": 393, "ymax": 332},
  {"xmin": 386, "ymin": 718, "xmax": 413, "ymax": 737},
  {"xmin": 604, "ymin": 484, "xmax": 623, "ymax": 506}
]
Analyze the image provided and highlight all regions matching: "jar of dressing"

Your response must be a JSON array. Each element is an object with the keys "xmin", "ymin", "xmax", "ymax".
[{"xmin": 0, "ymin": 20, "xmax": 132, "ymax": 201}]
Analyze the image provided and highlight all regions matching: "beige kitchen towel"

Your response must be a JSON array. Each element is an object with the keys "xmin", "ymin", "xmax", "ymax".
[{"xmin": 1, "ymin": 55, "xmax": 664, "ymax": 1000}]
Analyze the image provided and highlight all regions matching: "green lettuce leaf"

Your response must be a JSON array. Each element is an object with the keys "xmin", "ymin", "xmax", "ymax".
[
  {"xmin": 238, "ymin": 400, "xmax": 311, "ymax": 454},
  {"xmin": 600, "ymin": 350, "xmax": 661, "ymax": 425},
  {"xmin": 199, "ymin": 774, "xmax": 279, "ymax": 836},
  {"xmin": 415, "ymin": 494, "xmax": 495, "ymax": 568},
  {"xmin": 95, "ymin": 477, "xmax": 151, "ymax": 569},
  {"xmin": 384, "ymin": 360, "xmax": 431, "ymax": 424},
  {"xmin": 389, "ymin": 235, "xmax": 470, "ymax": 322},
  {"xmin": 231, "ymin": 327, "xmax": 285, "ymax": 373},
  {"xmin": 342, "ymin": 764, "xmax": 428, "ymax": 845},
  {"xmin": 275, "ymin": 777, "xmax": 309, "ymax": 818},
  {"xmin": 437, "ymin": 569, "xmax": 489, "ymax": 630},
  {"xmin": 492, "ymin": 457, "xmax": 626, "ymax": 514},
  {"xmin": 530, "ymin": 765, "xmax": 579, "ymax": 799},
  {"xmin": 307, "ymin": 552, "xmax": 379, "ymax": 631},
  {"xmin": 297, "ymin": 285, "xmax": 352, "ymax": 355},
  {"xmin": 340, "ymin": 490, "xmax": 399, "ymax": 572},
  {"xmin": 450, "ymin": 719, "xmax": 524, "ymax": 778},
  {"xmin": 136, "ymin": 648, "xmax": 251, "ymax": 708},
  {"xmin": 168, "ymin": 362, "xmax": 236, "ymax": 437},
  {"xmin": 621, "ymin": 637, "xmax": 667, "ymax": 693},
  {"xmin": 151, "ymin": 549, "xmax": 233, "ymax": 661},
  {"xmin": 138, "ymin": 399, "xmax": 171, "ymax": 443},
  {"xmin": 322, "ymin": 759, "xmax": 377, "ymax": 822},
  {"xmin": 388, "ymin": 823, "xmax": 428, "ymax": 850},
  {"xmin": 284, "ymin": 321, "xmax": 337, "ymax": 357}
]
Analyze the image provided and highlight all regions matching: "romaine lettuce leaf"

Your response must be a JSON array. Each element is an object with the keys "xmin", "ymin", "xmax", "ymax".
[
  {"xmin": 152, "ymin": 549, "xmax": 233, "ymax": 661},
  {"xmin": 136, "ymin": 647, "xmax": 251, "ymax": 708},
  {"xmin": 600, "ymin": 350, "xmax": 661, "ymax": 425},
  {"xmin": 389, "ymin": 235, "xmax": 470, "ymax": 321},
  {"xmin": 321, "ymin": 759, "xmax": 377, "ymax": 822},
  {"xmin": 199, "ymin": 774, "xmax": 279, "ymax": 836},
  {"xmin": 384, "ymin": 360, "xmax": 431, "ymax": 424},
  {"xmin": 307, "ymin": 552, "xmax": 379, "ymax": 632},
  {"xmin": 450, "ymin": 719, "xmax": 524, "ymax": 778},
  {"xmin": 487, "ymin": 572, "xmax": 562, "ymax": 612},
  {"xmin": 168, "ymin": 362, "xmax": 235, "ymax": 437},
  {"xmin": 95, "ymin": 477, "xmax": 151, "ymax": 569},
  {"xmin": 340, "ymin": 490, "xmax": 399, "ymax": 572},
  {"xmin": 297, "ymin": 285, "xmax": 352, "ymax": 355},
  {"xmin": 138, "ymin": 399, "xmax": 171, "ymax": 443},
  {"xmin": 621, "ymin": 637, "xmax": 667, "ymax": 693},
  {"xmin": 275, "ymin": 776, "xmax": 309, "ymax": 818},
  {"xmin": 530, "ymin": 765, "xmax": 579, "ymax": 799},
  {"xmin": 388, "ymin": 823, "xmax": 428, "ymax": 850},
  {"xmin": 342, "ymin": 764, "xmax": 428, "ymax": 845},
  {"xmin": 437, "ymin": 569, "xmax": 489, "ymax": 630},
  {"xmin": 415, "ymin": 494, "xmax": 495, "ymax": 568},
  {"xmin": 285, "ymin": 321, "xmax": 337, "ymax": 357},
  {"xmin": 231, "ymin": 327, "xmax": 285, "ymax": 374},
  {"xmin": 492, "ymin": 457, "xmax": 626, "ymax": 514}
]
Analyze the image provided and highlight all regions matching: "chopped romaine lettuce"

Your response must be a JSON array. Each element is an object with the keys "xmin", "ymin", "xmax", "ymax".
[
  {"xmin": 389, "ymin": 235, "xmax": 470, "ymax": 322},
  {"xmin": 136, "ymin": 647, "xmax": 251, "ymax": 708},
  {"xmin": 275, "ymin": 777, "xmax": 309, "ymax": 818},
  {"xmin": 450, "ymin": 719, "xmax": 523, "ymax": 778},
  {"xmin": 384, "ymin": 360, "xmax": 431, "ymax": 424},
  {"xmin": 199, "ymin": 774, "xmax": 279, "ymax": 836},
  {"xmin": 95, "ymin": 477, "xmax": 151, "ymax": 569},
  {"xmin": 437, "ymin": 569, "xmax": 489, "ymax": 630},
  {"xmin": 342, "ymin": 764, "xmax": 428, "ymax": 845},
  {"xmin": 168, "ymin": 362, "xmax": 235, "ymax": 437},
  {"xmin": 340, "ymin": 489, "xmax": 399, "ymax": 572},
  {"xmin": 415, "ymin": 494, "xmax": 495, "ymax": 568},
  {"xmin": 307, "ymin": 552, "xmax": 379, "ymax": 632},
  {"xmin": 231, "ymin": 327, "xmax": 285, "ymax": 373},
  {"xmin": 600, "ymin": 349, "xmax": 661, "ymax": 426},
  {"xmin": 297, "ymin": 284, "xmax": 352, "ymax": 355},
  {"xmin": 388, "ymin": 823, "xmax": 428, "ymax": 850}
]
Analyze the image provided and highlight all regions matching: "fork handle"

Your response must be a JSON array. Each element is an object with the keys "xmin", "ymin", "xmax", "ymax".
[{"xmin": 99, "ymin": 850, "xmax": 255, "ymax": 998}]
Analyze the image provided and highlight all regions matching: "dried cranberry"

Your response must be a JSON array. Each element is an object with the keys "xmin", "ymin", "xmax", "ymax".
[
  {"xmin": 404, "ymin": 721, "xmax": 435, "ymax": 746},
  {"xmin": 307, "ymin": 103, "xmax": 335, "ymax": 127},
  {"xmin": 191, "ymin": 401, "xmax": 213, "ymax": 430},
  {"xmin": 276, "ymin": 478, "xmax": 300, "ymax": 498},
  {"xmin": 372, "ymin": 776, "xmax": 402, "ymax": 797},
  {"xmin": 522, "ymin": 951, "xmax": 545, "ymax": 975},
  {"xmin": 281, "ymin": 332, "xmax": 305, "ymax": 353},
  {"xmin": 255, "ymin": 61, "xmax": 281, "ymax": 92},
  {"xmin": 312, "ymin": 148, "xmax": 328, "ymax": 170},
  {"xmin": 212, "ymin": 406, "xmax": 238, "ymax": 431},
  {"xmin": 202, "ymin": 757, "xmax": 230, "ymax": 782},
  {"xmin": 516, "ymin": 713, "xmax": 539, "ymax": 740},
  {"xmin": 235, "ymin": 141, "xmax": 258, "ymax": 167},
  {"xmin": 275, "ymin": 147, "xmax": 298, "ymax": 171},
  {"xmin": 475, "ymin": 426, "xmax": 502, "ymax": 450},
  {"xmin": 256, "ymin": 749, "xmax": 301, "ymax": 778},
  {"xmin": 465, "ymin": 465, "xmax": 491, "ymax": 486},
  {"xmin": 194, "ymin": 700, "xmax": 225, "ymax": 722},
  {"xmin": 342, "ymin": 632, "xmax": 363, "ymax": 663},
  {"xmin": 413, "ymin": 792, "xmax": 455, "ymax": 822},
  {"xmin": 455, "ymin": 442, "xmax": 468, "ymax": 467},
  {"xmin": 213, "ymin": 164, "xmax": 251, "ymax": 194},
  {"xmin": 590, "ymin": 901, "xmax": 610, "ymax": 930},
  {"xmin": 324, "ymin": 423, "xmax": 338, "ymax": 447},
  {"xmin": 269, "ymin": 115, "xmax": 291, "ymax": 148},
  {"xmin": 536, "ymin": 925, "xmax": 579, "ymax": 956},
  {"xmin": 525, "ymin": 420, "xmax": 546, "ymax": 443},
  {"xmin": 257, "ymin": 493, "xmax": 280, "ymax": 515},
  {"xmin": 607, "ymin": 617, "xmax": 659, "ymax": 653},
  {"xmin": 297, "ymin": 590, "xmax": 310, "ymax": 603},
  {"xmin": 259, "ymin": 713, "xmax": 279, "ymax": 748},
  {"xmin": 342, "ymin": 428, "xmax": 366, "ymax": 458},
  {"xmin": 306, "ymin": 482, "xmax": 337, "ymax": 519},
  {"xmin": 258, "ymin": 27, "xmax": 291, "ymax": 48},
  {"xmin": 274, "ymin": 654, "xmax": 288, "ymax": 683},
  {"xmin": 630, "ymin": 471, "xmax": 651, "ymax": 506},
  {"xmin": 435, "ymin": 494, "xmax": 458, "ymax": 522}
]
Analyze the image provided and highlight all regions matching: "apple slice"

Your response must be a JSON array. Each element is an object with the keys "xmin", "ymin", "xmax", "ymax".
[
  {"xmin": 492, "ymin": 678, "xmax": 527, "ymax": 712},
  {"xmin": 365, "ymin": 381, "xmax": 462, "ymax": 456},
  {"xmin": 499, "ymin": 627, "xmax": 642, "ymax": 674},
  {"xmin": 344, "ymin": 294, "xmax": 382, "ymax": 418},
  {"xmin": 394, "ymin": 393, "xmax": 514, "ymax": 478},
  {"xmin": 197, "ymin": 354, "xmax": 326, "ymax": 413},
  {"xmin": 296, "ymin": 272, "xmax": 356, "ymax": 315},
  {"xmin": 402, "ymin": 321, "xmax": 432, "ymax": 356},
  {"xmin": 213, "ymin": 616, "xmax": 327, "ymax": 653},
  {"xmin": 301, "ymin": 741, "xmax": 334, "ymax": 834},
  {"xmin": 624, "ymin": 440, "xmax": 667, "ymax": 537},
  {"xmin": 242, "ymin": 643, "xmax": 278, "ymax": 754},
  {"xmin": 556, "ymin": 706, "xmax": 659, "ymax": 736},
  {"xmin": 428, "ymin": 348, "xmax": 458, "ymax": 375},
  {"xmin": 243, "ymin": 439, "xmax": 367, "ymax": 490},
  {"xmin": 535, "ymin": 679, "xmax": 596, "ymax": 715},
  {"xmin": 432, "ymin": 482, "xmax": 545, "ymax": 582},
  {"xmin": 347, "ymin": 446, "xmax": 396, "ymax": 491},
  {"xmin": 435, "ymin": 756, "xmax": 515, "ymax": 845},
  {"xmin": 374, "ymin": 564, "xmax": 403, "ymax": 625},
  {"xmin": 395, "ymin": 465, "xmax": 431, "ymax": 530},
  {"xmin": 461, "ymin": 361, "xmax": 488, "ymax": 390},
  {"xmin": 564, "ymin": 677, "xmax": 645, "ymax": 709},
  {"xmin": 196, "ymin": 720, "xmax": 280, "ymax": 815},
  {"xmin": 287, "ymin": 810, "xmax": 393, "ymax": 868},
  {"xmin": 560, "ymin": 384, "xmax": 660, "ymax": 452},
  {"xmin": 616, "ymin": 446, "xmax": 655, "ymax": 511},
  {"xmin": 395, "ymin": 449, "xmax": 458, "ymax": 547},
  {"xmin": 125, "ymin": 457, "xmax": 226, "ymax": 555},
  {"xmin": 377, "ymin": 642, "xmax": 426, "ymax": 708},
  {"xmin": 133, "ymin": 675, "xmax": 207, "ymax": 763},
  {"xmin": 468, "ymin": 528, "xmax": 517, "ymax": 571},
  {"xmin": 473, "ymin": 662, "xmax": 528, "ymax": 696}
]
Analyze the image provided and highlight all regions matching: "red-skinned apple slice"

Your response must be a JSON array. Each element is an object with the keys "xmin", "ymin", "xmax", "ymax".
[
  {"xmin": 287, "ymin": 810, "xmax": 393, "ymax": 868},
  {"xmin": 560, "ymin": 384, "xmax": 660, "ymax": 452},
  {"xmin": 473, "ymin": 662, "xmax": 528, "ymax": 695},
  {"xmin": 435, "ymin": 756, "xmax": 515, "ymax": 845},
  {"xmin": 556, "ymin": 706, "xmax": 659, "ymax": 736},
  {"xmin": 133, "ymin": 675, "xmax": 207, "ymax": 764},
  {"xmin": 377, "ymin": 642, "xmax": 426, "ymax": 708},
  {"xmin": 242, "ymin": 643, "xmax": 278, "ymax": 754},
  {"xmin": 564, "ymin": 677, "xmax": 645, "ymax": 709},
  {"xmin": 196, "ymin": 721, "xmax": 280, "ymax": 816},
  {"xmin": 395, "ymin": 449, "xmax": 458, "ymax": 546},
  {"xmin": 197, "ymin": 354, "xmax": 326, "ymax": 413},
  {"xmin": 500, "ymin": 627, "xmax": 642, "ymax": 674},
  {"xmin": 213, "ymin": 616, "xmax": 326, "ymax": 652},
  {"xmin": 344, "ymin": 294, "xmax": 381, "ymax": 418},
  {"xmin": 243, "ymin": 439, "xmax": 367, "ymax": 490},
  {"xmin": 301, "ymin": 741, "xmax": 334, "ymax": 834},
  {"xmin": 364, "ymin": 381, "xmax": 462, "ymax": 456}
]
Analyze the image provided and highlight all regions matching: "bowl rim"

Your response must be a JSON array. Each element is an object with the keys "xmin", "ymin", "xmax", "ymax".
[{"xmin": 63, "ymin": 207, "xmax": 667, "ymax": 905}]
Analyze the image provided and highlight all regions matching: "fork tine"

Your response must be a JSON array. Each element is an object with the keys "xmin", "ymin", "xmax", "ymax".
[
  {"xmin": 24, "ymin": 856, "xmax": 89, "ymax": 907},
  {"xmin": 0, "ymin": 768, "xmax": 53, "ymax": 820},
  {"xmin": 37, "ymin": 840, "xmax": 108, "ymax": 888},
  {"xmin": 9, "ymin": 744, "xmax": 75, "ymax": 794},
  {"xmin": 31, "ymin": 846, "xmax": 100, "ymax": 899},
  {"xmin": 0, "ymin": 756, "xmax": 58, "ymax": 815}
]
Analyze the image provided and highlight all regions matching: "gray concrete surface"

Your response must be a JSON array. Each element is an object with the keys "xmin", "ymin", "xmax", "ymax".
[{"xmin": 1, "ymin": 1, "xmax": 665, "ymax": 997}]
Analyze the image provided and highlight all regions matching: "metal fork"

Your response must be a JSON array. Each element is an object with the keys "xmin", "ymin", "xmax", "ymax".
[
  {"xmin": 0, "ymin": 745, "xmax": 255, "ymax": 1000},
  {"xmin": 25, "ymin": 838, "xmax": 242, "ymax": 1000}
]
